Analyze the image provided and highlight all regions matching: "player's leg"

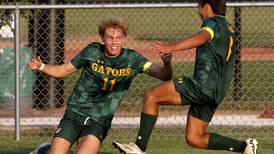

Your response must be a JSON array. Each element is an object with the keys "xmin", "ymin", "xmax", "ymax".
[
  {"xmin": 48, "ymin": 137, "xmax": 71, "ymax": 154},
  {"xmin": 29, "ymin": 137, "xmax": 71, "ymax": 154},
  {"xmin": 135, "ymin": 80, "xmax": 182, "ymax": 151},
  {"xmin": 30, "ymin": 112, "xmax": 78, "ymax": 154},
  {"xmin": 113, "ymin": 80, "xmax": 183, "ymax": 153},
  {"xmin": 48, "ymin": 110, "xmax": 81, "ymax": 154},
  {"xmin": 186, "ymin": 105, "xmax": 257, "ymax": 153},
  {"xmin": 75, "ymin": 119, "xmax": 106, "ymax": 154},
  {"xmin": 74, "ymin": 135, "xmax": 101, "ymax": 154},
  {"xmin": 142, "ymin": 80, "xmax": 182, "ymax": 115},
  {"xmin": 185, "ymin": 114, "xmax": 209, "ymax": 149}
]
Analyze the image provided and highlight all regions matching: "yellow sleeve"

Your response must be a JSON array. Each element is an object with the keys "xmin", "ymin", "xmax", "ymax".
[
  {"xmin": 200, "ymin": 26, "xmax": 214, "ymax": 40},
  {"xmin": 142, "ymin": 62, "xmax": 152, "ymax": 74}
]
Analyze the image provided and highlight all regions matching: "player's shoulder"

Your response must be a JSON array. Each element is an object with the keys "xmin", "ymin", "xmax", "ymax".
[
  {"xmin": 122, "ymin": 47, "xmax": 136, "ymax": 53},
  {"xmin": 202, "ymin": 17, "xmax": 218, "ymax": 27},
  {"xmin": 75, "ymin": 42, "xmax": 103, "ymax": 60},
  {"xmin": 83, "ymin": 42, "xmax": 103, "ymax": 54},
  {"xmin": 87, "ymin": 42, "xmax": 103, "ymax": 50},
  {"xmin": 122, "ymin": 48, "xmax": 140, "ymax": 56},
  {"xmin": 121, "ymin": 48, "xmax": 145, "ymax": 62}
]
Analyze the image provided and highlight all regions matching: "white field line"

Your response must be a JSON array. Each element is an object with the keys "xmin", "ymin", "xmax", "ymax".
[{"xmin": 1, "ymin": 115, "xmax": 274, "ymax": 127}]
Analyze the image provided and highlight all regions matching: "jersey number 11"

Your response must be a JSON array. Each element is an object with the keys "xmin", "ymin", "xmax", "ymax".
[{"xmin": 102, "ymin": 78, "xmax": 116, "ymax": 91}]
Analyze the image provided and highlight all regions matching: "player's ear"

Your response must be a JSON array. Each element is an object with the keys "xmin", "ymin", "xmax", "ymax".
[{"xmin": 204, "ymin": 3, "xmax": 213, "ymax": 14}]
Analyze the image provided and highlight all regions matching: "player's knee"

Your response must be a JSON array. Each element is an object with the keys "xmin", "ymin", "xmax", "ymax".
[
  {"xmin": 185, "ymin": 134, "xmax": 197, "ymax": 147},
  {"xmin": 144, "ymin": 88, "xmax": 157, "ymax": 103},
  {"xmin": 75, "ymin": 150, "xmax": 98, "ymax": 154},
  {"xmin": 185, "ymin": 133, "xmax": 204, "ymax": 148}
]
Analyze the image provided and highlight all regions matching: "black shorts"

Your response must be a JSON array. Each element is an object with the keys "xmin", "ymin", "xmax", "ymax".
[
  {"xmin": 173, "ymin": 77, "xmax": 218, "ymax": 122},
  {"xmin": 54, "ymin": 110, "xmax": 112, "ymax": 143}
]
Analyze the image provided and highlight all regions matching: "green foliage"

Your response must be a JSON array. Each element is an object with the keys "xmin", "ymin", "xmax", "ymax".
[
  {"xmin": 0, "ymin": 0, "xmax": 34, "ymax": 31},
  {"xmin": 0, "ymin": 0, "xmax": 33, "ymax": 4}
]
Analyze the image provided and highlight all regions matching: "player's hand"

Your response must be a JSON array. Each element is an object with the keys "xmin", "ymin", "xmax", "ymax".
[
  {"xmin": 27, "ymin": 56, "xmax": 43, "ymax": 71},
  {"xmin": 160, "ymin": 52, "xmax": 172, "ymax": 65},
  {"xmin": 152, "ymin": 41, "xmax": 173, "ymax": 54}
]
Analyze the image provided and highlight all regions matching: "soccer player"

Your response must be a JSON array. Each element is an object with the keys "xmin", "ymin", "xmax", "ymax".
[
  {"xmin": 28, "ymin": 17, "xmax": 172, "ymax": 154},
  {"xmin": 112, "ymin": 0, "xmax": 258, "ymax": 154}
]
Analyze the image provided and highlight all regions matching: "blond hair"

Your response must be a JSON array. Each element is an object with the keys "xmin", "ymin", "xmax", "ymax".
[{"xmin": 98, "ymin": 17, "xmax": 128, "ymax": 38}]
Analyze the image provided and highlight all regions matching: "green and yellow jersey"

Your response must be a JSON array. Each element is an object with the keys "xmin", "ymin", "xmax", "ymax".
[
  {"xmin": 194, "ymin": 16, "xmax": 236, "ymax": 104},
  {"xmin": 68, "ymin": 42, "xmax": 151, "ymax": 123},
  {"xmin": 193, "ymin": 16, "xmax": 236, "ymax": 104}
]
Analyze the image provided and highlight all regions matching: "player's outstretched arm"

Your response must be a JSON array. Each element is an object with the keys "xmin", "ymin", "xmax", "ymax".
[
  {"xmin": 153, "ymin": 30, "xmax": 211, "ymax": 54},
  {"xmin": 27, "ymin": 56, "xmax": 78, "ymax": 78},
  {"xmin": 147, "ymin": 52, "xmax": 172, "ymax": 81}
]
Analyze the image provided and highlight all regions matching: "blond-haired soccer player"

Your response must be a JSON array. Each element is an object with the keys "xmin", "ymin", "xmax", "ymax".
[{"xmin": 29, "ymin": 17, "xmax": 172, "ymax": 154}]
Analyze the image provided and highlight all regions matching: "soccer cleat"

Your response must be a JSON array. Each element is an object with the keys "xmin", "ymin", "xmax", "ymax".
[
  {"xmin": 112, "ymin": 140, "xmax": 146, "ymax": 154},
  {"xmin": 243, "ymin": 138, "xmax": 258, "ymax": 154},
  {"xmin": 29, "ymin": 141, "xmax": 51, "ymax": 154}
]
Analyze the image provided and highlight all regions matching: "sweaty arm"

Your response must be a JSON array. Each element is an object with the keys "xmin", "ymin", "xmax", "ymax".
[
  {"xmin": 153, "ymin": 30, "xmax": 211, "ymax": 53},
  {"xmin": 27, "ymin": 56, "xmax": 78, "ymax": 78},
  {"xmin": 39, "ymin": 62, "xmax": 78, "ymax": 78},
  {"xmin": 145, "ymin": 53, "xmax": 173, "ymax": 81}
]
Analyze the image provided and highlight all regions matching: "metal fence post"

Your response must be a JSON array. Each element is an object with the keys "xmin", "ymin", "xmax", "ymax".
[
  {"xmin": 14, "ymin": 3, "xmax": 20, "ymax": 141},
  {"xmin": 233, "ymin": 6, "xmax": 242, "ymax": 101}
]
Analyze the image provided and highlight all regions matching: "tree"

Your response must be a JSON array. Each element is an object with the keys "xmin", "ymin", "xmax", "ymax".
[{"xmin": 0, "ymin": 0, "xmax": 34, "ymax": 33}]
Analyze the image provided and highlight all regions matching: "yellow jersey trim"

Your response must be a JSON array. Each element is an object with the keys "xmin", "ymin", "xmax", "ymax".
[
  {"xmin": 201, "ymin": 27, "xmax": 214, "ymax": 40},
  {"xmin": 143, "ymin": 62, "xmax": 152, "ymax": 74},
  {"xmin": 226, "ymin": 35, "xmax": 233, "ymax": 62}
]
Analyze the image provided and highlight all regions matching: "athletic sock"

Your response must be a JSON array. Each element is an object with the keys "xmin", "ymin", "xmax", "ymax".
[
  {"xmin": 135, "ymin": 112, "xmax": 157, "ymax": 151},
  {"xmin": 208, "ymin": 133, "xmax": 247, "ymax": 152}
]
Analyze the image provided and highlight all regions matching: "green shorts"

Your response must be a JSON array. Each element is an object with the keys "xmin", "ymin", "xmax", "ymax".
[
  {"xmin": 54, "ymin": 110, "xmax": 112, "ymax": 143},
  {"xmin": 173, "ymin": 77, "xmax": 218, "ymax": 122}
]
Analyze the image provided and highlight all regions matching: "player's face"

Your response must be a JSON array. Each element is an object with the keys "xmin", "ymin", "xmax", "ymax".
[
  {"xmin": 103, "ymin": 27, "xmax": 125, "ymax": 57},
  {"xmin": 198, "ymin": 4, "xmax": 206, "ymax": 20}
]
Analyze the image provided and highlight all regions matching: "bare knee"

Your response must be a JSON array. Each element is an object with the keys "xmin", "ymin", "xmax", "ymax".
[
  {"xmin": 185, "ymin": 132, "xmax": 208, "ymax": 149},
  {"xmin": 144, "ymin": 88, "xmax": 157, "ymax": 104},
  {"xmin": 185, "ymin": 133, "xmax": 199, "ymax": 147},
  {"xmin": 75, "ymin": 135, "xmax": 100, "ymax": 154},
  {"xmin": 49, "ymin": 137, "xmax": 71, "ymax": 154}
]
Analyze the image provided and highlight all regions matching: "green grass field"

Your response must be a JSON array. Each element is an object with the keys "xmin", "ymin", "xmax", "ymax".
[
  {"xmin": 19, "ymin": 6, "xmax": 274, "ymax": 48},
  {"xmin": 63, "ymin": 7, "xmax": 274, "ymax": 47},
  {"xmin": 0, "ymin": 127, "xmax": 273, "ymax": 154}
]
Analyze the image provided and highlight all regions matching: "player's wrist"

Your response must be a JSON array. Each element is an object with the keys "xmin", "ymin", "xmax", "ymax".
[{"xmin": 38, "ymin": 63, "xmax": 45, "ymax": 71}]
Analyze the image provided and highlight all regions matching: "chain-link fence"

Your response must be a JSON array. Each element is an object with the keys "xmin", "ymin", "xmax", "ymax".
[{"xmin": 0, "ymin": 2, "xmax": 274, "ymax": 154}]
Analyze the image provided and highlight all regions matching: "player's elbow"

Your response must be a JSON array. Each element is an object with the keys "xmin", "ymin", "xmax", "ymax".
[
  {"xmin": 162, "ymin": 75, "xmax": 172, "ymax": 81},
  {"xmin": 162, "ymin": 71, "xmax": 173, "ymax": 81},
  {"xmin": 52, "ymin": 69, "xmax": 69, "ymax": 78}
]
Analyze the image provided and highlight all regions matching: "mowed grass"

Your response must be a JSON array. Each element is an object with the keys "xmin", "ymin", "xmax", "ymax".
[
  {"xmin": 64, "ymin": 7, "xmax": 274, "ymax": 47},
  {"xmin": 18, "ymin": 6, "xmax": 274, "ymax": 48},
  {"xmin": 0, "ymin": 127, "xmax": 273, "ymax": 154}
]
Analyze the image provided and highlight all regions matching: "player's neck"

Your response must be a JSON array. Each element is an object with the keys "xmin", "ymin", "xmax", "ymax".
[{"xmin": 104, "ymin": 50, "xmax": 121, "ymax": 58}]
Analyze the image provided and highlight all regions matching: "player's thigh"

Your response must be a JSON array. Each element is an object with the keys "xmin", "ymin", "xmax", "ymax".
[
  {"xmin": 146, "ymin": 80, "xmax": 182, "ymax": 105},
  {"xmin": 188, "ymin": 102, "xmax": 218, "ymax": 124},
  {"xmin": 54, "ymin": 110, "xmax": 82, "ymax": 143},
  {"xmin": 48, "ymin": 137, "xmax": 71, "ymax": 154},
  {"xmin": 74, "ymin": 135, "xmax": 100, "ymax": 154}
]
